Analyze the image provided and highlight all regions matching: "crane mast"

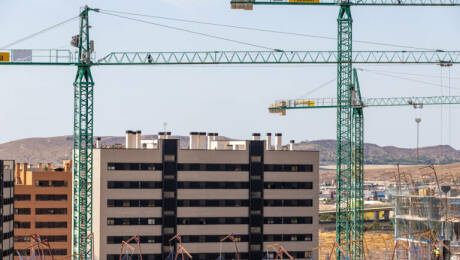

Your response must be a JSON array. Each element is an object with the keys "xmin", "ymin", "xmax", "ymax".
[
  {"xmin": 73, "ymin": 6, "xmax": 96, "ymax": 259},
  {"xmin": 0, "ymin": 3, "xmax": 459, "ymax": 259}
]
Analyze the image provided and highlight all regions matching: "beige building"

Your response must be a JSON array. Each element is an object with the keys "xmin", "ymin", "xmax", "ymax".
[
  {"xmin": 1, "ymin": 160, "xmax": 14, "ymax": 260},
  {"xmin": 14, "ymin": 161, "xmax": 72, "ymax": 259},
  {"xmin": 93, "ymin": 132, "xmax": 319, "ymax": 260}
]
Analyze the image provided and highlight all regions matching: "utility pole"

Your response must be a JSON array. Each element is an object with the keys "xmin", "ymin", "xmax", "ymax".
[{"xmin": 415, "ymin": 117, "xmax": 421, "ymax": 161}]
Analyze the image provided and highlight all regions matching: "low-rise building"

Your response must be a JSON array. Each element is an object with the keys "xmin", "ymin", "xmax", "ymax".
[
  {"xmin": 93, "ymin": 131, "xmax": 319, "ymax": 260},
  {"xmin": 0, "ymin": 160, "xmax": 14, "ymax": 260},
  {"xmin": 14, "ymin": 161, "xmax": 72, "ymax": 259}
]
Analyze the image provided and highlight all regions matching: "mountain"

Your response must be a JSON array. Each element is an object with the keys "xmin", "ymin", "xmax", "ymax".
[
  {"xmin": 295, "ymin": 140, "xmax": 460, "ymax": 165},
  {"xmin": 0, "ymin": 136, "xmax": 459, "ymax": 167}
]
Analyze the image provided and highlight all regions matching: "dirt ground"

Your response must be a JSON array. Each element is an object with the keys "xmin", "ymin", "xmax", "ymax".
[{"xmin": 319, "ymin": 232, "xmax": 394, "ymax": 260}]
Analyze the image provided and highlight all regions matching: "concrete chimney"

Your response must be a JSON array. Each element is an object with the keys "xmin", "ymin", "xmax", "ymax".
[
  {"xmin": 63, "ymin": 160, "xmax": 72, "ymax": 172},
  {"xmin": 189, "ymin": 132, "xmax": 198, "ymax": 149},
  {"xmin": 290, "ymin": 140, "xmax": 295, "ymax": 151},
  {"xmin": 252, "ymin": 133, "xmax": 261, "ymax": 141},
  {"xmin": 207, "ymin": 133, "xmax": 214, "ymax": 150},
  {"xmin": 96, "ymin": 137, "xmax": 101, "ymax": 149},
  {"xmin": 199, "ymin": 132, "xmax": 207, "ymax": 149},
  {"xmin": 266, "ymin": 133, "xmax": 272, "ymax": 150},
  {"xmin": 275, "ymin": 133, "xmax": 282, "ymax": 151},
  {"xmin": 22, "ymin": 163, "xmax": 28, "ymax": 176},
  {"xmin": 136, "ymin": 130, "xmax": 142, "ymax": 148},
  {"xmin": 15, "ymin": 163, "xmax": 22, "ymax": 185},
  {"xmin": 125, "ymin": 130, "xmax": 133, "ymax": 149}
]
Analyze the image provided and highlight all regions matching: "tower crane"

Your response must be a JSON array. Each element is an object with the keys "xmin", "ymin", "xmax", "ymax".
[
  {"xmin": 1, "ymin": 3, "xmax": 459, "ymax": 259},
  {"xmin": 231, "ymin": 1, "xmax": 460, "ymax": 258},
  {"xmin": 268, "ymin": 68, "xmax": 460, "ymax": 256}
]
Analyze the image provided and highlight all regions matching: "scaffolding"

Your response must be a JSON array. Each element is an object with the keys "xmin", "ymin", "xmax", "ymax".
[{"xmin": 390, "ymin": 166, "xmax": 460, "ymax": 259}]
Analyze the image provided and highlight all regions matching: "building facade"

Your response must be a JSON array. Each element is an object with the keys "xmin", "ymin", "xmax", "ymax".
[
  {"xmin": 14, "ymin": 161, "xmax": 72, "ymax": 259},
  {"xmin": 0, "ymin": 160, "xmax": 14, "ymax": 260},
  {"xmin": 93, "ymin": 132, "xmax": 319, "ymax": 260}
]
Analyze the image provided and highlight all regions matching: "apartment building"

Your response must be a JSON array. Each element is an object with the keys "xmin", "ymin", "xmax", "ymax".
[
  {"xmin": 93, "ymin": 131, "xmax": 319, "ymax": 260},
  {"xmin": 14, "ymin": 161, "xmax": 72, "ymax": 258},
  {"xmin": 0, "ymin": 160, "xmax": 14, "ymax": 260}
]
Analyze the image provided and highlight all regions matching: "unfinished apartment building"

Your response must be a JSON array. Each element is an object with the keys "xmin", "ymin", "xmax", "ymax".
[
  {"xmin": 93, "ymin": 131, "xmax": 319, "ymax": 260},
  {"xmin": 14, "ymin": 161, "xmax": 72, "ymax": 259},
  {"xmin": 0, "ymin": 160, "xmax": 14, "ymax": 260},
  {"xmin": 391, "ymin": 178, "xmax": 460, "ymax": 259}
]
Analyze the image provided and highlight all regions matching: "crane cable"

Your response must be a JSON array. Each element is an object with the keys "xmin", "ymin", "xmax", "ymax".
[
  {"xmin": 296, "ymin": 77, "xmax": 336, "ymax": 99},
  {"xmin": 98, "ymin": 8, "xmax": 438, "ymax": 51},
  {"xmin": 98, "ymin": 11, "xmax": 278, "ymax": 51},
  {"xmin": 0, "ymin": 16, "xmax": 79, "ymax": 49}
]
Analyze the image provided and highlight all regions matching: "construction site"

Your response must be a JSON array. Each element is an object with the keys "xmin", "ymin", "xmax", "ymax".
[{"xmin": 1, "ymin": 1, "xmax": 460, "ymax": 260}]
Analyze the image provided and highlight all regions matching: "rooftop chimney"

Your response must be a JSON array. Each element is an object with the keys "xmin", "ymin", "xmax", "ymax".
[
  {"xmin": 15, "ymin": 163, "xmax": 22, "ymax": 185},
  {"xmin": 136, "ymin": 130, "xmax": 142, "ymax": 148},
  {"xmin": 275, "ymin": 133, "xmax": 282, "ymax": 151},
  {"xmin": 252, "ymin": 133, "xmax": 261, "ymax": 141},
  {"xmin": 266, "ymin": 133, "xmax": 272, "ymax": 150},
  {"xmin": 96, "ymin": 137, "xmax": 101, "ymax": 149},
  {"xmin": 189, "ymin": 132, "xmax": 198, "ymax": 149},
  {"xmin": 207, "ymin": 133, "xmax": 214, "ymax": 150},
  {"xmin": 63, "ymin": 160, "xmax": 72, "ymax": 172},
  {"xmin": 199, "ymin": 132, "xmax": 207, "ymax": 149},
  {"xmin": 126, "ymin": 130, "xmax": 134, "ymax": 149},
  {"xmin": 290, "ymin": 140, "xmax": 295, "ymax": 151}
]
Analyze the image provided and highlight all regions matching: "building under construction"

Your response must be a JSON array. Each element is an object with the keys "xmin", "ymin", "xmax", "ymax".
[{"xmin": 391, "ymin": 167, "xmax": 460, "ymax": 260}]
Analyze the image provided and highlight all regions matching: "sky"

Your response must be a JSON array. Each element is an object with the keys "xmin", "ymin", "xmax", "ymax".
[{"xmin": 0, "ymin": 0, "xmax": 459, "ymax": 149}]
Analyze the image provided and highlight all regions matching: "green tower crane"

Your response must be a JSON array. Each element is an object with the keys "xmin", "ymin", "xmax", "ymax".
[
  {"xmin": 231, "ymin": 1, "xmax": 459, "ymax": 258},
  {"xmin": 269, "ymin": 69, "xmax": 460, "ymax": 258},
  {"xmin": 0, "ymin": 4, "xmax": 459, "ymax": 259}
]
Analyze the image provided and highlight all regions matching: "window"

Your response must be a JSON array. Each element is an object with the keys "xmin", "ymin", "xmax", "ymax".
[
  {"xmin": 163, "ymin": 227, "xmax": 174, "ymax": 234},
  {"xmin": 35, "ymin": 222, "xmax": 67, "ymax": 228},
  {"xmin": 264, "ymin": 182, "xmax": 313, "ymax": 189},
  {"xmin": 177, "ymin": 182, "xmax": 248, "ymax": 189},
  {"xmin": 41, "ymin": 236, "xmax": 67, "ymax": 242},
  {"xmin": 163, "ymin": 192, "xmax": 175, "ymax": 198},
  {"xmin": 15, "ymin": 208, "xmax": 31, "ymax": 215},
  {"xmin": 35, "ymin": 194, "xmax": 67, "ymax": 201},
  {"xmin": 36, "ymin": 208, "xmax": 67, "ymax": 215},
  {"xmin": 177, "ymin": 217, "xmax": 248, "ymax": 225},
  {"xmin": 36, "ymin": 180, "xmax": 50, "ymax": 187},
  {"xmin": 264, "ymin": 217, "xmax": 313, "ymax": 224},
  {"xmin": 264, "ymin": 164, "xmax": 313, "ymax": 172},
  {"xmin": 14, "ymin": 222, "xmax": 31, "ymax": 229},
  {"xmin": 107, "ymin": 218, "xmax": 161, "ymax": 226},
  {"xmin": 108, "ymin": 199, "xmax": 161, "ymax": 207},
  {"xmin": 250, "ymin": 244, "xmax": 261, "ymax": 251},
  {"xmin": 107, "ymin": 181, "xmax": 161, "ymax": 189},
  {"xmin": 264, "ymin": 199, "xmax": 313, "ymax": 207},
  {"xmin": 51, "ymin": 180, "xmax": 67, "ymax": 187},
  {"xmin": 164, "ymin": 155, "xmax": 175, "ymax": 162},
  {"xmin": 250, "ymin": 156, "xmax": 262, "ymax": 163},
  {"xmin": 14, "ymin": 236, "xmax": 31, "ymax": 242},
  {"xmin": 250, "ymin": 227, "xmax": 261, "ymax": 233},
  {"xmin": 107, "ymin": 163, "xmax": 163, "ymax": 171},
  {"xmin": 15, "ymin": 194, "xmax": 31, "ymax": 201},
  {"xmin": 177, "ymin": 164, "xmax": 249, "ymax": 172}
]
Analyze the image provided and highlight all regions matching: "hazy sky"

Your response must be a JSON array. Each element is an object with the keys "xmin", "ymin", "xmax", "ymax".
[{"xmin": 1, "ymin": 0, "xmax": 459, "ymax": 149}]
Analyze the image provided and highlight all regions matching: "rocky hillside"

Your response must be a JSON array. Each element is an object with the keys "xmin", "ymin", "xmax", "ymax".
[{"xmin": 0, "ymin": 136, "xmax": 459, "ymax": 166}]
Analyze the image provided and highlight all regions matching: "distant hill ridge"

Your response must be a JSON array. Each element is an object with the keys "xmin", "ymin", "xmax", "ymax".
[{"xmin": 0, "ymin": 136, "xmax": 459, "ymax": 166}]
